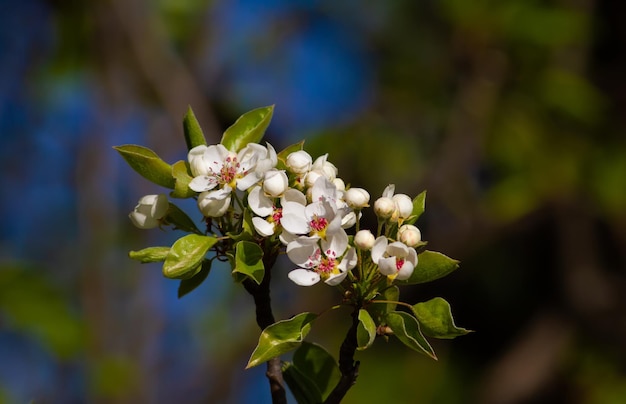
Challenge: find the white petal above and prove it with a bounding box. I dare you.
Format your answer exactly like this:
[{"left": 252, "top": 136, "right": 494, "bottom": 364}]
[
  {"left": 378, "top": 256, "right": 398, "bottom": 276},
  {"left": 396, "top": 261, "right": 415, "bottom": 280},
  {"left": 288, "top": 269, "right": 320, "bottom": 286},
  {"left": 324, "top": 270, "right": 348, "bottom": 286},
  {"left": 371, "top": 236, "right": 388, "bottom": 264},
  {"left": 248, "top": 186, "right": 273, "bottom": 217},
  {"left": 236, "top": 171, "right": 261, "bottom": 191},
  {"left": 286, "top": 238, "right": 319, "bottom": 267},
  {"left": 321, "top": 229, "right": 348, "bottom": 257},
  {"left": 386, "top": 241, "right": 410, "bottom": 259},
  {"left": 189, "top": 176, "right": 217, "bottom": 192},
  {"left": 282, "top": 188, "right": 307, "bottom": 205},
  {"left": 252, "top": 217, "right": 275, "bottom": 237},
  {"left": 382, "top": 184, "right": 395, "bottom": 198},
  {"left": 281, "top": 202, "right": 309, "bottom": 234}
]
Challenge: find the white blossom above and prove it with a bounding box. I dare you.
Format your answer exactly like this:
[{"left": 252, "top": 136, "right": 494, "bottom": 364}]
[
  {"left": 129, "top": 194, "right": 168, "bottom": 229},
  {"left": 371, "top": 236, "right": 417, "bottom": 281}
]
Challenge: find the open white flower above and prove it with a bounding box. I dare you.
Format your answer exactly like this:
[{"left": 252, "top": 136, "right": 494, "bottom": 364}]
[
  {"left": 249, "top": 187, "right": 306, "bottom": 237},
  {"left": 129, "top": 194, "right": 168, "bottom": 229},
  {"left": 281, "top": 196, "right": 343, "bottom": 239},
  {"left": 287, "top": 231, "right": 357, "bottom": 286},
  {"left": 371, "top": 236, "right": 418, "bottom": 281},
  {"left": 188, "top": 143, "right": 263, "bottom": 193}
]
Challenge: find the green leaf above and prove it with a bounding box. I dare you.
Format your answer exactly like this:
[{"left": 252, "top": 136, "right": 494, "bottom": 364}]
[
  {"left": 357, "top": 309, "right": 376, "bottom": 350},
  {"left": 246, "top": 312, "right": 317, "bottom": 369},
  {"left": 113, "top": 145, "right": 175, "bottom": 188},
  {"left": 397, "top": 250, "right": 459, "bottom": 285},
  {"left": 227, "top": 208, "right": 255, "bottom": 242},
  {"left": 220, "top": 105, "right": 274, "bottom": 152},
  {"left": 412, "top": 297, "right": 471, "bottom": 339},
  {"left": 177, "top": 260, "right": 211, "bottom": 299},
  {"left": 164, "top": 202, "right": 201, "bottom": 234},
  {"left": 183, "top": 106, "right": 207, "bottom": 150},
  {"left": 367, "top": 286, "right": 399, "bottom": 324},
  {"left": 405, "top": 190, "right": 426, "bottom": 225},
  {"left": 276, "top": 140, "right": 305, "bottom": 170},
  {"left": 232, "top": 240, "right": 265, "bottom": 285},
  {"left": 128, "top": 246, "right": 170, "bottom": 263},
  {"left": 162, "top": 234, "right": 218, "bottom": 279},
  {"left": 283, "top": 342, "right": 340, "bottom": 403},
  {"left": 385, "top": 311, "right": 436, "bottom": 359},
  {"left": 170, "top": 160, "right": 196, "bottom": 199}
]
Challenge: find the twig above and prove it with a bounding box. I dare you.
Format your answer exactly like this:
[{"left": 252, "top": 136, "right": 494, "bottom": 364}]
[{"left": 324, "top": 309, "right": 360, "bottom": 404}]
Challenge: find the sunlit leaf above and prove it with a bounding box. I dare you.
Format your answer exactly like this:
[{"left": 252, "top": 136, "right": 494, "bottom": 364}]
[
  {"left": 357, "top": 309, "right": 376, "bottom": 350},
  {"left": 283, "top": 342, "right": 340, "bottom": 403},
  {"left": 232, "top": 240, "right": 265, "bottom": 284},
  {"left": 128, "top": 246, "right": 170, "bottom": 263},
  {"left": 221, "top": 105, "right": 274, "bottom": 152},
  {"left": 113, "top": 145, "right": 175, "bottom": 188},
  {"left": 412, "top": 297, "right": 471, "bottom": 339},
  {"left": 170, "top": 160, "right": 196, "bottom": 199},
  {"left": 246, "top": 312, "right": 318, "bottom": 368},
  {"left": 162, "top": 234, "right": 217, "bottom": 279},
  {"left": 385, "top": 311, "right": 436, "bottom": 359},
  {"left": 183, "top": 106, "right": 207, "bottom": 150},
  {"left": 178, "top": 260, "right": 211, "bottom": 299},
  {"left": 397, "top": 250, "right": 459, "bottom": 285}
]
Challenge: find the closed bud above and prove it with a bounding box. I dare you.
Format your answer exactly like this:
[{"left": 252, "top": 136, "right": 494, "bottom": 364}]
[
  {"left": 345, "top": 187, "right": 370, "bottom": 208},
  {"left": 391, "top": 194, "right": 413, "bottom": 222},
  {"left": 286, "top": 150, "right": 312, "bottom": 174},
  {"left": 374, "top": 197, "right": 395, "bottom": 219},
  {"left": 198, "top": 191, "right": 231, "bottom": 217},
  {"left": 129, "top": 194, "right": 169, "bottom": 229},
  {"left": 398, "top": 224, "right": 422, "bottom": 247},
  {"left": 354, "top": 230, "right": 375, "bottom": 250},
  {"left": 262, "top": 169, "right": 288, "bottom": 197}
]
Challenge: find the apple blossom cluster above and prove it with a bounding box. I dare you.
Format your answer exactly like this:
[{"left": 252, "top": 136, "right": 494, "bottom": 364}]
[{"left": 128, "top": 141, "right": 424, "bottom": 288}]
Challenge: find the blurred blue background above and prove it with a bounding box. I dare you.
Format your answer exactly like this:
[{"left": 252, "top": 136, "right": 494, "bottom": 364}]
[{"left": 2, "top": 0, "right": 626, "bottom": 403}]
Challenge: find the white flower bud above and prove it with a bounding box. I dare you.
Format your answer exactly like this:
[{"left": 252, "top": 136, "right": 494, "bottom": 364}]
[
  {"left": 391, "top": 194, "right": 413, "bottom": 222},
  {"left": 129, "top": 194, "right": 169, "bottom": 229},
  {"left": 286, "top": 150, "right": 312, "bottom": 174},
  {"left": 398, "top": 224, "right": 422, "bottom": 247},
  {"left": 333, "top": 178, "right": 346, "bottom": 192},
  {"left": 354, "top": 230, "right": 375, "bottom": 250},
  {"left": 187, "top": 145, "right": 209, "bottom": 177},
  {"left": 197, "top": 191, "right": 231, "bottom": 217},
  {"left": 262, "top": 169, "right": 288, "bottom": 197},
  {"left": 304, "top": 170, "right": 323, "bottom": 188},
  {"left": 312, "top": 154, "right": 338, "bottom": 180},
  {"left": 344, "top": 188, "right": 370, "bottom": 208},
  {"left": 374, "top": 197, "right": 395, "bottom": 219}
]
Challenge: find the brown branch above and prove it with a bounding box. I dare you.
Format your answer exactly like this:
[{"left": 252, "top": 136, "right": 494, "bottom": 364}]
[
  {"left": 324, "top": 309, "right": 360, "bottom": 404},
  {"left": 243, "top": 249, "right": 287, "bottom": 404}
]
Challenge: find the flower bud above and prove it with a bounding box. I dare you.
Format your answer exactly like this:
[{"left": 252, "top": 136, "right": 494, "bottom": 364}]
[
  {"left": 286, "top": 150, "right": 312, "bottom": 174},
  {"left": 262, "top": 169, "right": 289, "bottom": 197},
  {"left": 391, "top": 193, "right": 413, "bottom": 222},
  {"left": 312, "top": 154, "right": 338, "bottom": 180},
  {"left": 187, "top": 145, "right": 208, "bottom": 177},
  {"left": 344, "top": 187, "right": 370, "bottom": 208},
  {"left": 354, "top": 230, "right": 375, "bottom": 250},
  {"left": 398, "top": 224, "right": 422, "bottom": 247},
  {"left": 333, "top": 178, "right": 346, "bottom": 192},
  {"left": 197, "top": 191, "right": 231, "bottom": 217},
  {"left": 374, "top": 197, "right": 395, "bottom": 219},
  {"left": 129, "top": 194, "right": 169, "bottom": 229},
  {"left": 304, "top": 170, "right": 323, "bottom": 188}
]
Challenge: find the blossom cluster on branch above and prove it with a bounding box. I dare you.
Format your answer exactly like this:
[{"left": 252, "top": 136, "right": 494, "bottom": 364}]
[{"left": 116, "top": 105, "right": 469, "bottom": 403}]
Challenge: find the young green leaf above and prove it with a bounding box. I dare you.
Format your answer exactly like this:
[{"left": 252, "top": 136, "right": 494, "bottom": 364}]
[
  {"left": 162, "top": 234, "right": 217, "bottom": 279},
  {"left": 113, "top": 145, "right": 175, "bottom": 188},
  {"left": 405, "top": 190, "right": 427, "bottom": 225},
  {"left": 177, "top": 260, "right": 211, "bottom": 299},
  {"left": 356, "top": 309, "right": 376, "bottom": 350},
  {"left": 183, "top": 106, "right": 207, "bottom": 150},
  {"left": 246, "top": 312, "right": 318, "bottom": 369},
  {"left": 220, "top": 105, "right": 274, "bottom": 152},
  {"left": 232, "top": 241, "right": 265, "bottom": 285},
  {"left": 385, "top": 311, "right": 436, "bottom": 359},
  {"left": 366, "top": 285, "right": 399, "bottom": 324},
  {"left": 170, "top": 160, "right": 196, "bottom": 199},
  {"left": 164, "top": 202, "right": 202, "bottom": 234},
  {"left": 396, "top": 250, "right": 460, "bottom": 285},
  {"left": 412, "top": 297, "right": 471, "bottom": 339},
  {"left": 283, "top": 342, "right": 340, "bottom": 403},
  {"left": 129, "top": 246, "right": 170, "bottom": 263}
]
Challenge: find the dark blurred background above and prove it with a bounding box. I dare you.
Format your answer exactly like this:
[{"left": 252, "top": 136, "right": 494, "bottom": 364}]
[{"left": 1, "top": 0, "right": 626, "bottom": 403}]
